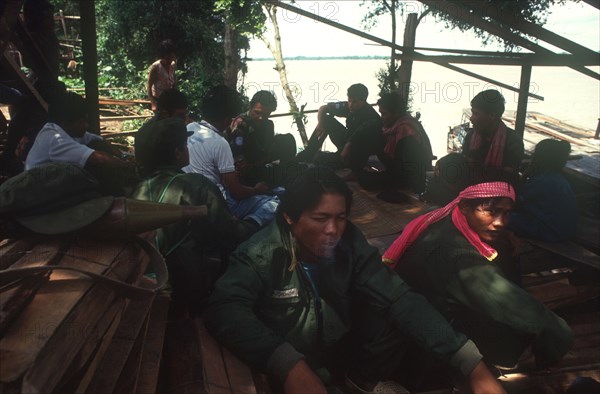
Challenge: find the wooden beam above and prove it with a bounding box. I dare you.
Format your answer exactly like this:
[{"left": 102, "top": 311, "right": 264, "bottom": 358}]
[
  {"left": 2, "top": 50, "right": 48, "bottom": 111},
  {"left": 464, "top": 0, "right": 599, "bottom": 60},
  {"left": 100, "top": 114, "right": 152, "bottom": 122},
  {"left": 398, "top": 13, "right": 418, "bottom": 102},
  {"left": 270, "top": 0, "right": 544, "bottom": 100},
  {"left": 578, "top": 0, "right": 599, "bottom": 10},
  {"left": 418, "top": 0, "right": 600, "bottom": 81},
  {"left": 441, "top": 62, "right": 543, "bottom": 101},
  {"left": 12, "top": 17, "right": 56, "bottom": 83},
  {"left": 79, "top": 0, "right": 100, "bottom": 134},
  {"left": 396, "top": 52, "right": 600, "bottom": 67},
  {"left": 515, "top": 65, "right": 532, "bottom": 138},
  {"left": 0, "top": 0, "right": 24, "bottom": 56}
]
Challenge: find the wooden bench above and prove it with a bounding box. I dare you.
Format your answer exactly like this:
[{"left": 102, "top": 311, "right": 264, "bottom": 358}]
[{"left": 525, "top": 238, "right": 600, "bottom": 271}]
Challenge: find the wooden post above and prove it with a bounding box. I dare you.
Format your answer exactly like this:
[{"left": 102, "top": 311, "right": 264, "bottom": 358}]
[
  {"left": 0, "top": 0, "right": 25, "bottom": 56},
  {"left": 58, "top": 9, "right": 68, "bottom": 38},
  {"left": 79, "top": 0, "right": 100, "bottom": 135},
  {"left": 594, "top": 119, "right": 599, "bottom": 140},
  {"left": 515, "top": 64, "right": 532, "bottom": 139},
  {"left": 397, "top": 13, "right": 418, "bottom": 103}
]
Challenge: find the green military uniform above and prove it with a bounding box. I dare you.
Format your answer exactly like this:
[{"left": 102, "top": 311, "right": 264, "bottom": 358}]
[
  {"left": 132, "top": 167, "right": 256, "bottom": 303},
  {"left": 395, "top": 216, "right": 574, "bottom": 367},
  {"left": 206, "top": 218, "right": 483, "bottom": 386}
]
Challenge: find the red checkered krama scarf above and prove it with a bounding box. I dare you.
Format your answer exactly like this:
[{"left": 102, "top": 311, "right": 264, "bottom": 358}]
[
  {"left": 468, "top": 121, "right": 508, "bottom": 168},
  {"left": 382, "top": 182, "right": 515, "bottom": 268},
  {"left": 382, "top": 115, "right": 422, "bottom": 159}
]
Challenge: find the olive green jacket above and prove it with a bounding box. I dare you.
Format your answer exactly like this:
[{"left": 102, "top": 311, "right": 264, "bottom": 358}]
[
  {"left": 396, "top": 216, "right": 574, "bottom": 365},
  {"left": 206, "top": 218, "right": 482, "bottom": 382},
  {"left": 132, "top": 167, "right": 256, "bottom": 256}
]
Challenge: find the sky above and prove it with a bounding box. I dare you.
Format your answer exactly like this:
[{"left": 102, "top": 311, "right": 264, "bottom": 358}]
[{"left": 247, "top": 0, "right": 600, "bottom": 59}]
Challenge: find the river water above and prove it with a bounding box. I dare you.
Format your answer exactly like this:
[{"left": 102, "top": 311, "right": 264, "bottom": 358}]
[{"left": 244, "top": 59, "right": 600, "bottom": 160}]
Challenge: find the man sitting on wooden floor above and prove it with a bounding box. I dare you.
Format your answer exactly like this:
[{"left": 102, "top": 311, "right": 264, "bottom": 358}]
[
  {"left": 461, "top": 90, "right": 524, "bottom": 185},
  {"left": 356, "top": 92, "right": 434, "bottom": 194},
  {"left": 297, "top": 83, "right": 382, "bottom": 172},
  {"left": 132, "top": 117, "right": 258, "bottom": 312},
  {"left": 206, "top": 167, "right": 504, "bottom": 394},
  {"left": 25, "top": 91, "right": 133, "bottom": 194},
  {"left": 385, "top": 182, "right": 574, "bottom": 370}
]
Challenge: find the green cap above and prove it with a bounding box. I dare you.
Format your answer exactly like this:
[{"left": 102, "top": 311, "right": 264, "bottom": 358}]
[
  {"left": 0, "top": 163, "right": 114, "bottom": 235},
  {"left": 135, "top": 117, "right": 192, "bottom": 170}
]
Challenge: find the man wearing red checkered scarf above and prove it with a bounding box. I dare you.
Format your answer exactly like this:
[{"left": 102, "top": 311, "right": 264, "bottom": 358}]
[{"left": 385, "top": 182, "right": 573, "bottom": 369}]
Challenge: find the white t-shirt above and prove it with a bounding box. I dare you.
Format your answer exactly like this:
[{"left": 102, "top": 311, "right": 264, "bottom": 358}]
[
  {"left": 25, "top": 122, "right": 102, "bottom": 170},
  {"left": 183, "top": 121, "right": 235, "bottom": 196}
]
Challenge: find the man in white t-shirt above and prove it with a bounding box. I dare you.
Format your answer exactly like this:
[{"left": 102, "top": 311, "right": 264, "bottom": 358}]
[
  {"left": 26, "top": 92, "right": 127, "bottom": 171},
  {"left": 184, "top": 86, "right": 278, "bottom": 227}
]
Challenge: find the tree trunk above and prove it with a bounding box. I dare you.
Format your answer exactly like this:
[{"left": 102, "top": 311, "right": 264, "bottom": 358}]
[
  {"left": 260, "top": 4, "right": 308, "bottom": 147},
  {"left": 389, "top": 0, "right": 397, "bottom": 91},
  {"left": 79, "top": 0, "right": 100, "bottom": 134},
  {"left": 223, "top": 23, "right": 240, "bottom": 89},
  {"left": 397, "top": 13, "right": 418, "bottom": 104}
]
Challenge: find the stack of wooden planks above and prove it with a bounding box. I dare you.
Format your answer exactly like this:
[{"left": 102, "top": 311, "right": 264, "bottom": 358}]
[{"left": 0, "top": 233, "right": 170, "bottom": 394}]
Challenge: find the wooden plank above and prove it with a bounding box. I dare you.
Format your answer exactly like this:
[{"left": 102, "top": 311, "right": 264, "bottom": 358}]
[
  {"left": 0, "top": 238, "right": 38, "bottom": 270},
  {"left": 55, "top": 296, "right": 129, "bottom": 394},
  {"left": 528, "top": 280, "right": 600, "bottom": 311},
  {"left": 0, "top": 240, "right": 125, "bottom": 382},
  {"left": 98, "top": 98, "right": 151, "bottom": 106},
  {"left": 1, "top": 51, "right": 48, "bottom": 112},
  {"left": 220, "top": 346, "right": 258, "bottom": 394},
  {"left": 113, "top": 305, "right": 151, "bottom": 394},
  {"left": 194, "top": 319, "right": 233, "bottom": 394},
  {"left": 85, "top": 294, "right": 155, "bottom": 394},
  {"left": 0, "top": 276, "right": 90, "bottom": 384},
  {"left": 135, "top": 293, "right": 170, "bottom": 394},
  {"left": 396, "top": 52, "right": 600, "bottom": 66},
  {"left": 499, "top": 368, "right": 600, "bottom": 393},
  {"left": 0, "top": 272, "right": 49, "bottom": 338},
  {"left": 161, "top": 318, "right": 205, "bottom": 394},
  {"left": 526, "top": 239, "right": 600, "bottom": 271},
  {"left": 100, "top": 114, "right": 152, "bottom": 122},
  {"left": 5, "top": 239, "right": 68, "bottom": 270},
  {"left": 20, "top": 240, "right": 148, "bottom": 393}
]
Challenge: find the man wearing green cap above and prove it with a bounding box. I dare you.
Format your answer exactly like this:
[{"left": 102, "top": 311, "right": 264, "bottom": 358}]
[{"left": 132, "top": 117, "right": 258, "bottom": 309}]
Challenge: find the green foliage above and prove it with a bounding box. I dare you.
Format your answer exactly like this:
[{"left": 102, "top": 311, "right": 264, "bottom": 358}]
[
  {"left": 90, "top": 0, "right": 227, "bottom": 111},
  {"left": 375, "top": 62, "right": 399, "bottom": 95},
  {"left": 123, "top": 118, "right": 147, "bottom": 132},
  {"left": 214, "top": 0, "right": 266, "bottom": 37},
  {"left": 360, "top": 0, "right": 405, "bottom": 30},
  {"left": 423, "top": 0, "right": 572, "bottom": 50},
  {"left": 360, "top": 0, "right": 573, "bottom": 50}
]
